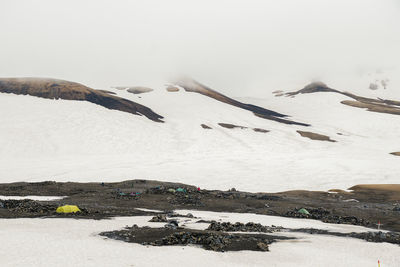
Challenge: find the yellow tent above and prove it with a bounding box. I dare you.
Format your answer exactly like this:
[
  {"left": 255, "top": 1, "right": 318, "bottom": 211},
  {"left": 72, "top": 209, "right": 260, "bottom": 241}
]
[{"left": 56, "top": 205, "right": 81, "bottom": 213}]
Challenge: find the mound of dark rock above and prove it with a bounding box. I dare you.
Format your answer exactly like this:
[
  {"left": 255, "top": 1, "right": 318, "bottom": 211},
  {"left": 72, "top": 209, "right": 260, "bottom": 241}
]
[
  {"left": 207, "top": 221, "right": 283, "bottom": 233},
  {"left": 0, "top": 199, "right": 56, "bottom": 214},
  {"left": 100, "top": 226, "right": 291, "bottom": 252},
  {"left": 148, "top": 231, "right": 271, "bottom": 252},
  {"left": 149, "top": 214, "right": 168, "bottom": 222},
  {"left": 285, "top": 207, "right": 371, "bottom": 226}
]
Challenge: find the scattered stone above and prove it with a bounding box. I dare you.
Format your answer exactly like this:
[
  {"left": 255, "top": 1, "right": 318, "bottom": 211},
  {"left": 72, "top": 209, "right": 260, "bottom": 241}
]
[
  {"left": 166, "top": 211, "right": 191, "bottom": 218},
  {"left": 207, "top": 221, "right": 283, "bottom": 233},
  {"left": 164, "top": 220, "right": 179, "bottom": 229},
  {"left": 257, "top": 242, "right": 269, "bottom": 251},
  {"left": 149, "top": 214, "right": 167, "bottom": 222}
]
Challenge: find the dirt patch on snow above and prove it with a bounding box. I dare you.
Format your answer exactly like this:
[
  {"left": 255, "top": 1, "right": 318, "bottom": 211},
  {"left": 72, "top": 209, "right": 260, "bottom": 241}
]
[
  {"left": 341, "top": 100, "right": 400, "bottom": 115},
  {"left": 253, "top": 128, "right": 269, "bottom": 133},
  {"left": 218, "top": 123, "right": 247, "bottom": 129},
  {"left": 166, "top": 86, "right": 180, "bottom": 92},
  {"left": 201, "top": 124, "right": 212, "bottom": 129},
  {"left": 297, "top": 131, "right": 336, "bottom": 142},
  {"left": 218, "top": 123, "right": 269, "bottom": 133}
]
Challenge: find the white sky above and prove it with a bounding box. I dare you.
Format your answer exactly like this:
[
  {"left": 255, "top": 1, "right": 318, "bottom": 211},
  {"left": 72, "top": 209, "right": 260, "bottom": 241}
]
[{"left": 0, "top": 0, "right": 399, "bottom": 96}]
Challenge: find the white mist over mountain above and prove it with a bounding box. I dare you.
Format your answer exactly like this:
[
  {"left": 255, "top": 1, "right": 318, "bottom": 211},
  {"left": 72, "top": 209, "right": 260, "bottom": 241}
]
[{"left": 0, "top": 0, "right": 399, "bottom": 96}]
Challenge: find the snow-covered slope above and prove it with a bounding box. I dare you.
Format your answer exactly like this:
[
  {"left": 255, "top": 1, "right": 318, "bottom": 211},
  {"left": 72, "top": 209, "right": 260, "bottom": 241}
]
[
  {"left": 2, "top": 212, "right": 400, "bottom": 267},
  {"left": 0, "top": 81, "right": 399, "bottom": 192}
]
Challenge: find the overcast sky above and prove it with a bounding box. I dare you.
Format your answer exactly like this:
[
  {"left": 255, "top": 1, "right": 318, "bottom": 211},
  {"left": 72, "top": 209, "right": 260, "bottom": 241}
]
[{"left": 1, "top": 0, "right": 399, "bottom": 96}]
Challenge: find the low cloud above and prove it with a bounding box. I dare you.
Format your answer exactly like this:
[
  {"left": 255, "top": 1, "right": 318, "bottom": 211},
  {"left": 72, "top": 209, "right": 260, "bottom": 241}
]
[{"left": 0, "top": 0, "right": 399, "bottom": 96}]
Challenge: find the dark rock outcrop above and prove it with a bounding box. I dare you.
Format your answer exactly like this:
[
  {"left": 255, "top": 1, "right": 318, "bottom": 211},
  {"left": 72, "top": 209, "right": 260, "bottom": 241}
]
[
  {"left": 201, "top": 124, "right": 212, "bottom": 129},
  {"left": 297, "top": 130, "right": 336, "bottom": 142},
  {"left": 176, "top": 78, "right": 310, "bottom": 126}
]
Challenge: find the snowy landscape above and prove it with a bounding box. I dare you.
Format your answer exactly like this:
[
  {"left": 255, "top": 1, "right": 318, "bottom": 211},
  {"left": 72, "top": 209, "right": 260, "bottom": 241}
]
[{"left": 1, "top": 0, "right": 400, "bottom": 266}]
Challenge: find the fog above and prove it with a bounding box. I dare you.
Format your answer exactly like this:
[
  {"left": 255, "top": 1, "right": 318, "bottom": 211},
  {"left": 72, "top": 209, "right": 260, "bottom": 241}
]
[{"left": 1, "top": 0, "right": 399, "bottom": 96}]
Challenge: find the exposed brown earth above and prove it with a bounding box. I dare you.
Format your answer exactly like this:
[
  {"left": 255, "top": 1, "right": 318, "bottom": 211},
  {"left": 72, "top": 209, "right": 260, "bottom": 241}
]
[
  {"left": 348, "top": 184, "right": 400, "bottom": 202},
  {"left": 390, "top": 152, "right": 400, "bottom": 156},
  {"left": 0, "top": 180, "right": 399, "bottom": 232},
  {"left": 166, "top": 86, "right": 180, "bottom": 92},
  {"left": 0, "top": 78, "right": 164, "bottom": 122},
  {"left": 287, "top": 82, "right": 400, "bottom": 116},
  {"left": 175, "top": 78, "right": 310, "bottom": 126},
  {"left": 297, "top": 131, "right": 336, "bottom": 142},
  {"left": 341, "top": 100, "right": 400, "bottom": 115}
]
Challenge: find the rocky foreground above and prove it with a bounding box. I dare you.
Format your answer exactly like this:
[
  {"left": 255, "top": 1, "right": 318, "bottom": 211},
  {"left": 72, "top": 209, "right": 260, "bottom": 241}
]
[
  {"left": 0, "top": 180, "right": 399, "bottom": 230},
  {"left": 1, "top": 180, "right": 399, "bottom": 251}
]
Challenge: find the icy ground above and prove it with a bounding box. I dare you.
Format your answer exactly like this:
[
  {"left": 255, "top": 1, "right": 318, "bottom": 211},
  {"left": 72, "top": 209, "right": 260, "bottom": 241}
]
[
  {"left": 0, "top": 196, "right": 64, "bottom": 201},
  {"left": 0, "top": 210, "right": 398, "bottom": 267},
  {"left": 0, "top": 83, "right": 399, "bottom": 192}
]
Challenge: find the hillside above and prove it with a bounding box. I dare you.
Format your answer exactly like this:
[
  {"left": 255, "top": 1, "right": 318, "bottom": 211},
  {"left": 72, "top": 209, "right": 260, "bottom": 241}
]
[
  {"left": 0, "top": 78, "right": 399, "bottom": 192},
  {"left": 0, "top": 78, "right": 164, "bottom": 122}
]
